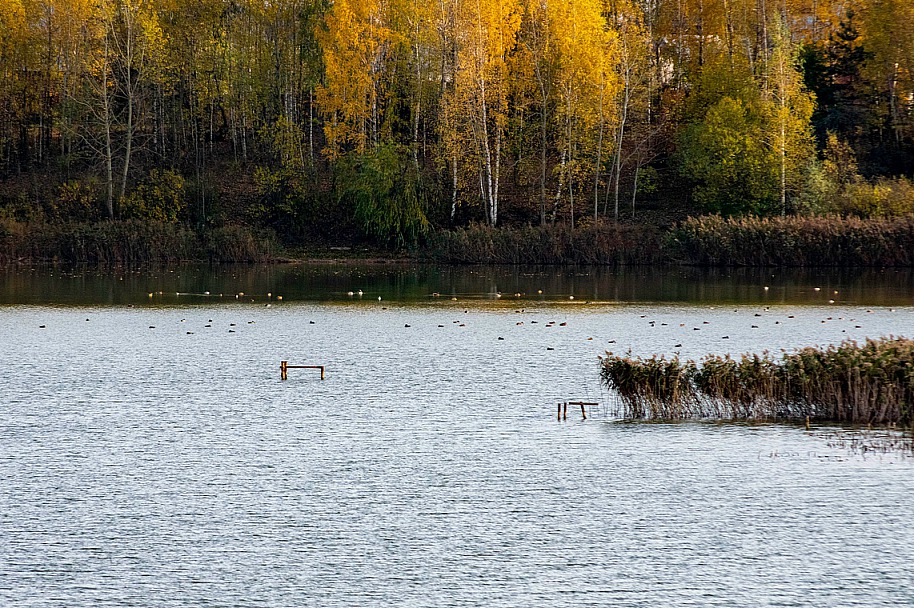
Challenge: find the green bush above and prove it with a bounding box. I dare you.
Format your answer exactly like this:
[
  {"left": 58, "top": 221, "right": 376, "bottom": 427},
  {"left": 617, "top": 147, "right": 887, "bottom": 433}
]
[
  {"left": 120, "top": 170, "right": 186, "bottom": 222},
  {"left": 335, "top": 144, "right": 430, "bottom": 248}
]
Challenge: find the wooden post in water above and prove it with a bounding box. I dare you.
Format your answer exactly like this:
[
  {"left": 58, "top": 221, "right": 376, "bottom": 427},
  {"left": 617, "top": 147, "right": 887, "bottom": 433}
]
[
  {"left": 280, "top": 362, "right": 325, "bottom": 380},
  {"left": 581, "top": 402, "right": 587, "bottom": 420},
  {"left": 557, "top": 403, "right": 562, "bottom": 421},
  {"left": 563, "top": 402, "right": 567, "bottom": 421},
  {"left": 805, "top": 415, "right": 810, "bottom": 430}
]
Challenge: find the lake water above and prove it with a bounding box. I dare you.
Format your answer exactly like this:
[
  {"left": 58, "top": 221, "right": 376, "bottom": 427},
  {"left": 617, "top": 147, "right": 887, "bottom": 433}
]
[{"left": 2, "top": 264, "right": 913, "bottom": 606}]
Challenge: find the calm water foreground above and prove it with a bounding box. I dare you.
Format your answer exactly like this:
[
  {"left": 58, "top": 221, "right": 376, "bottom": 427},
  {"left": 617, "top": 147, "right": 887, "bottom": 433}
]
[{"left": 2, "top": 264, "right": 913, "bottom": 606}]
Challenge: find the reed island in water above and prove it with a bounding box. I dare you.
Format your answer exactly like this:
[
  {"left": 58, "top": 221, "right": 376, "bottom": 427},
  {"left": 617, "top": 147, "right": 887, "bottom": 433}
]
[{"left": 602, "top": 336, "right": 914, "bottom": 426}]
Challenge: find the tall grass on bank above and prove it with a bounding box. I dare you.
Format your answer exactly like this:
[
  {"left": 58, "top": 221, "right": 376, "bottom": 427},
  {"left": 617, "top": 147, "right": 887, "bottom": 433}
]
[
  {"left": 0, "top": 219, "right": 279, "bottom": 266},
  {"left": 425, "top": 223, "right": 665, "bottom": 265},
  {"left": 668, "top": 214, "right": 914, "bottom": 266},
  {"left": 601, "top": 337, "right": 914, "bottom": 425}
]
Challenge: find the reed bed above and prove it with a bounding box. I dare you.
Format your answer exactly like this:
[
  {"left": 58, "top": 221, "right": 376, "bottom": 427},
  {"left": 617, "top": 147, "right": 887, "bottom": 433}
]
[
  {"left": 601, "top": 337, "right": 914, "bottom": 425},
  {"left": 204, "top": 225, "right": 279, "bottom": 263},
  {"left": 0, "top": 219, "right": 280, "bottom": 266},
  {"left": 668, "top": 214, "right": 914, "bottom": 266},
  {"left": 427, "top": 215, "right": 914, "bottom": 266},
  {"left": 425, "top": 223, "right": 665, "bottom": 265}
]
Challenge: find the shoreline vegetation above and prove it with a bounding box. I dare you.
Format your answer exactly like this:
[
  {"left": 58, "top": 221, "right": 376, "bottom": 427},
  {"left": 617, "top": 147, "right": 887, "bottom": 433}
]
[
  {"left": 4, "top": 214, "right": 914, "bottom": 267},
  {"left": 600, "top": 337, "right": 914, "bottom": 426},
  {"left": 3, "top": 0, "right": 914, "bottom": 265},
  {"left": 0, "top": 219, "right": 279, "bottom": 266}
]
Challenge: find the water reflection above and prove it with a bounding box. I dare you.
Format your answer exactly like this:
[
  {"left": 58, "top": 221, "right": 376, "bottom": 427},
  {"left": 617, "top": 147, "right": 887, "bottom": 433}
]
[{"left": 2, "top": 263, "right": 913, "bottom": 306}]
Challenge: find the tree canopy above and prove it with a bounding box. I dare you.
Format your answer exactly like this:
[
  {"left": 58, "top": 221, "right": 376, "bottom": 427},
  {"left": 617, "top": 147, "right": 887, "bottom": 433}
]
[{"left": 1, "top": 0, "right": 913, "bottom": 245}]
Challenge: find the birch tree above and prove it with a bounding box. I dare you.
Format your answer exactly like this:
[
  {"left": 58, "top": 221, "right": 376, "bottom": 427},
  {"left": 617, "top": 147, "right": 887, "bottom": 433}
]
[
  {"left": 548, "top": 0, "right": 618, "bottom": 226},
  {"left": 441, "top": 0, "right": 522, "bottom": 227},
  {"left": 766, "top": 17, "right": 815, "bottom": 215}
]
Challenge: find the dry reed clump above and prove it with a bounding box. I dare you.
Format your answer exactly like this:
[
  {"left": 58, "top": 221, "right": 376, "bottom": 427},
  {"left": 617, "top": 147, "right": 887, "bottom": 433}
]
[
  {"left": 667, "top": 214, "right": 914, "bottom": 266},
  {"left": 601, "top": 337, "right": 914, "bottom": 425},
  {"left": 599, "top": 352, "right": 697, "bottom": 419},
  {"left": 425, "top": 223, "right": 665, "bottom": 265}
]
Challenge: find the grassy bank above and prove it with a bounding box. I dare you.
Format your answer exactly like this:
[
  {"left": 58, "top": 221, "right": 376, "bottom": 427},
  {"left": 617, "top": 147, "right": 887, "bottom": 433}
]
[
  {"left": 0, "top": 220, "right": 280, "bottom": 266},
  {"left": 600, "top": 337, "right": 914, "bottom": 425}
]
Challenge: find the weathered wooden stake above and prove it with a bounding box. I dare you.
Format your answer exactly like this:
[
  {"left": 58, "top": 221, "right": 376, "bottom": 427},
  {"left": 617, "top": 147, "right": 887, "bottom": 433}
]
[
  {"left": 581, "top": 402, "right": 587, "bottom": 420},
  {"left": 281, "top": 360, "right": 288, "bottom": 381},
  {"left": 557, "top": 403, "right": 562, "bottom": 421},
  {"left": 805, "top": 415, "right": 810, "bottom": 430},
  {"left": 563, "top": 402, "right": 567, "bottom": 420}
]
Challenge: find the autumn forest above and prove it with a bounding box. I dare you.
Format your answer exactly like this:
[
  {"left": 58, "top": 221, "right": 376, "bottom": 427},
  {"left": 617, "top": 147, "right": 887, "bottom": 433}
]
[{"left": 1, "top": 0, "right": 913, "bottom": 249}]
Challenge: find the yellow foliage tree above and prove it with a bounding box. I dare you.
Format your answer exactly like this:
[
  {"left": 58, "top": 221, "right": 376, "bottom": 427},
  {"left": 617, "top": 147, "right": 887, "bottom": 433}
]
[
  {"left": 548, "top": 0, "right": 619, "bottom": 226},
  {"left": 766, "top": 17, "right": 816, "bottom": 215},
  {"left": 440, "top": 0, "right": 522, "bottom": 226},
  {"left": 318, "top": 0, "right": 393, "bottom": 159}
]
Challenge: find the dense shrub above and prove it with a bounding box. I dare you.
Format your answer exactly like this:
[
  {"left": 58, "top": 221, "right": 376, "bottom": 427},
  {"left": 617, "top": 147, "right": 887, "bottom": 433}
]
[{"left": 120, "top": 170, "right": 187, "bottom": 222}]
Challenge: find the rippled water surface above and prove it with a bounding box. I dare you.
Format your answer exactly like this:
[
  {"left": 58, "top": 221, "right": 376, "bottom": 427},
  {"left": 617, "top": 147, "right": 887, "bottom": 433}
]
[{"left": 2, "top": 265, "right": 913, "bottom": 606}]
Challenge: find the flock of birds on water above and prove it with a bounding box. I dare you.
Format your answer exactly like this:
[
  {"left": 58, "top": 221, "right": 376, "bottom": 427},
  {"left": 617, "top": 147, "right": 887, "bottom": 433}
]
[{"left": 32, "top": 286, "right": 896, "bottom": 355}]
